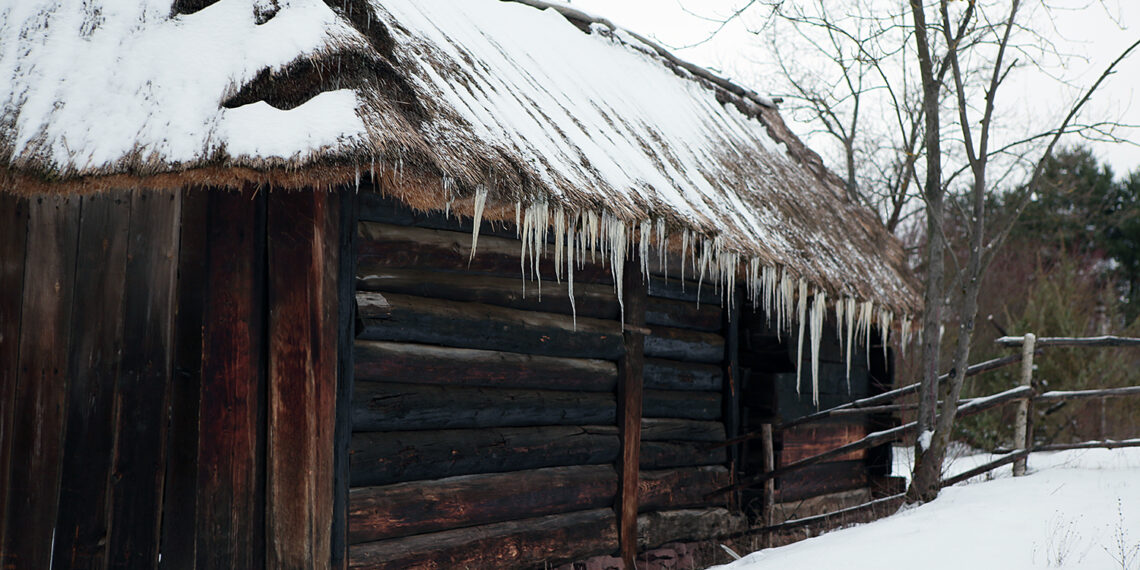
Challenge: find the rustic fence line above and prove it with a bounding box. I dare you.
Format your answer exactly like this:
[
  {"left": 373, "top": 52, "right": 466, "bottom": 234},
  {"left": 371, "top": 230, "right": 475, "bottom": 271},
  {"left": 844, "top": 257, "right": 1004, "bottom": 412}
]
[{"left": 716, "top": 333, "right": 1140, "bottom": 533}]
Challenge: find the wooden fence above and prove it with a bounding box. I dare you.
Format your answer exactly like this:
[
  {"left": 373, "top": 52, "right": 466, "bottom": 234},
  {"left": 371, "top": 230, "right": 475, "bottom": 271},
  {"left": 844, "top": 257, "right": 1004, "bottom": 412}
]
[{"left": 710, "top": 334, "right": 1140, "bottom": 534}]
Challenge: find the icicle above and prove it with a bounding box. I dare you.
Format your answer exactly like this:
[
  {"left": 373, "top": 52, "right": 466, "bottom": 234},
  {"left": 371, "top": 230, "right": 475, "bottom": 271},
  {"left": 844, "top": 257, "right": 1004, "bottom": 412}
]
[
  {"left": 469, "top": 186, "right": 488, "bottom": 264},
  {"left": 879, "top": 309, "right": 893, "bottom": 360},
  {"left": 680, "top": 230, "right": 689, "bottom": 287},
  {"left": 810, "top": 291, "right": 827, "bottom": 406},
  {"left": 567, "top": 216, "right": 577, "bottom": 329},
  {"left": 553, "top": 207, "right": 565, "bottom": 283},
  {"left": 844, "top": 297, "right": 856, "bottom": 388},
  {"left": 656, "top": 218, "right": 667, "bottom": 280},
  {"left": 858, "top": 300, "right": 874, "bottom": 366},
  {"left": 607, "top": 215, "right": 628, "bottom": 323},
  {"left": 515, "top": 202, "right": 521, "bottom": 238},
  {"left": 835, "top": 296, "right": 846, "bottom": 355},
  {"left": 639, "top": 220, "right": 651, "bottom": 282},
  {"left": 901, "top": 315, "right": 912, "bottom": 358},
  {"left": 794, "top": 278, "right": 808, "bottom": 396}
]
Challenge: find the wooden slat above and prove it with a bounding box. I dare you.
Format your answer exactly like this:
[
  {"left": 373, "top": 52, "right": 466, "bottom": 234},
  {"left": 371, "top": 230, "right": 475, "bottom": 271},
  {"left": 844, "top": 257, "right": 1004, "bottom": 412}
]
[
  {"left": 780, "top": 421, "right": 869, "bottom": 464},
  {"left": 354, "top": 341, "right": 617, "bottom": 392},
  {"left": 333, "top": 189, "right": 359, "bottom": 570},
  {"left": 52, "top": 194, "right": 131, "bottom": 569},
  {"left": 643, "top": 389, "right": 722, "bottom": 420},
  {"left": 348, "top": 465, "right": 617, "bottom": 544},
  {"left": 348, "top": 509, "right": 618, "bottom": 570},
  {"left": 643, "top": 358, "right": 722, "bottom": 392},
  {"left": 357, "top": 292, "right": 624, "bottom": 359},
  {"left": 644, "top": 325, "right": 725, "bottom": 363},
  {"left": 357, "top": 268, "right": 620, "bottom": 321},
  {"left": 160, "top": 187, "right": 210, "bottom": 570},
  {"left": 638, "top": 467, "right": 731, "bottom": 511},
  {"left": 195, "top": 188, "right": 267, "bottom": 570},
  {"left": 616, "top": 260, "right": 647, "bottom": 568},
  {"left": 2, "top": 195, "right": 80, "bottom": 570},
  {"left": 267, "top": 190, "right": 339, "bottom": 569},
  {"left": 0, "top": 194, "right": 29, "bottom": 563},
  {"left": 352, "top": 382, "right": 617, "bottom": 431},
  {"left": 350, "top": 426, "right": 620, "bottom": 487}
]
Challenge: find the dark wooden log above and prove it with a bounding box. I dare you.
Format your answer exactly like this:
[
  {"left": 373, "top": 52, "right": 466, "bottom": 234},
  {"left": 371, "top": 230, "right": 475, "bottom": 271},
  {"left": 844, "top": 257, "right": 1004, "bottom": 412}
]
[
  {"left": 617, "top": 259, "right": 647, "bottom": 568},
  {"left": 644, "top": 325, "right": 725, "bottom": 363},
  {"left": 195, "top": 189, "right": 267, "bottom": 570},
  {"left": 640, "top": 419, "right": 726, "bottom": 442},
  {"left": 759, "top": 492, "right": 905, "bottom": 533},
  {"left": 638, "top": 467, "right": 731, "bottom": 511},
  {"left": 52, "top": 193, "right": 130, "bottom": 569},
  {"left": 636, "top": 508, "right": 747, "bottom": 550},
  {"left": 348, "top": 508, "right": 618, "bottom": 570},
  {"left": 355, "top": 340, "right": 616, "bottom": 391},
  {"left": 2, "top": 195, "right": 80, "bottom": 570},
  {"left": 353, "top": 382, "right": 616, "bottom": 431},
  {"left": 780, "top": 421, "right": 869, "bottom": 464},
  {"left": 357, "top": 221, "right": 614, "bottom": 284},
  {"left": 643, "top": 358, "right": 722, "bottom": 392},
  {"left": 643, "top": 389, "right": 722, "bottom": 421},
  {"left": 357, "top": 292, "right": 624, "bottom": 360},
  {"left": 996, "top": 335, "right": 1140, "bottom": 347},
  {"left": 350, "top": 426, "right": 621, "bottom": 487},
  {"left": 160, "top": 187, "right": 210, "bottom": 570},
  {"left": 356, "top": 190, "right": 517, "bottom": 240},
  {"left": 640, "top": 441, "right": 726, "bottom": 470},
  {"left": 646, "top": 276, "right": 722, "bottom": 305},
  {"left": 0, "top": 194, "right": 27, "bottom": 563},
  {"left": 266, "top": 191, "right": 339, "bottom": 568},
  {"left": 773, "top": 460, "right": 870, "bottom": 503},
  {"left": 646, "top": 297, "right": 723, "bottom": 331},
  {"left": 348, "top": 465, "right": 617, "bottom": 544},
  {"left": 333, "top": 190, "right": 359, "bottom": 570},
  {"left": 358, "top": 268, "right": 620, "bottom": 321}
]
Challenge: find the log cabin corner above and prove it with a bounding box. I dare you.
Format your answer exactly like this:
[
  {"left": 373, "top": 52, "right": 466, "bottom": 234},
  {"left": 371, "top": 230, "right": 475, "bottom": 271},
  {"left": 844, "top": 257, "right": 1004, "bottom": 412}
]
[{"left": 0, "top": 0, "right": 922, "bottom": 568}]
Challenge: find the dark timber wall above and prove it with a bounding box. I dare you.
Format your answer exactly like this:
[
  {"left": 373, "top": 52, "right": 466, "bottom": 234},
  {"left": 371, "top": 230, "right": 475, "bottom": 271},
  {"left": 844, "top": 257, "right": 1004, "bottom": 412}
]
[{"left": 0, "top": 188, "right": 342, "bottom": 570}]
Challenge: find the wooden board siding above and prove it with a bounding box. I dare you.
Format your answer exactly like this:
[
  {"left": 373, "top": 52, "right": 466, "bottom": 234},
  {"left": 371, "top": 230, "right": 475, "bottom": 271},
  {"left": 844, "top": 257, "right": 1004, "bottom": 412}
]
[{"left": 0, "top": 195, "right": 28, "bottom": 563}]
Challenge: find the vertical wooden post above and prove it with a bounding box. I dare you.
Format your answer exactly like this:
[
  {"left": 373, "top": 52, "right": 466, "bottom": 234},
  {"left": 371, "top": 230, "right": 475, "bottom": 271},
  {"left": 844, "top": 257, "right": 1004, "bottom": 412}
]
[
  {"left": 331, "top": 190, "right": 358, "bottom": 569},
  {"left": 266, "top": 190, "right": 339, "bottom": 569},
  {"left": 1013, "top": 333, "right": 1036, "bottom": 476},
  {"left": 617, "top": 260, "right": 647, "bottom": 568},
  {"left": 0, "top": 195, "right": 29, "bottom": 566},
  {"left": 760, "top": 423, "right": 775, "bottom": 546},
  {"left": 723, "top": 288, "right": 742, "bottom": 510}
]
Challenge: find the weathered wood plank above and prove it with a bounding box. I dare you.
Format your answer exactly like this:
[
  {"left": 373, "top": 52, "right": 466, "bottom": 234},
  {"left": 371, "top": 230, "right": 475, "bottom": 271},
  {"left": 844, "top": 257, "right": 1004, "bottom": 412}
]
[
  {"left": 643, "top": 389, "right": 722, "bottom": 421},
  {"left": 640, "top": 419, "right": 726, "bottom": 442},
  {"left": 644, "top": 325, "right": 725, "bottom": 363},
  {"left": 643, "top": 358, "right": 722, "bottom": 392},
  {"left": 333, "top": 189, "right": 359, "bottom": 570},
  {"left": 638, "top": 467, "right": 731, "bottom": 511},
  {"left": 160, "top": 187, "right": 210, "bottom": 570},
  {"left": 774, "top": 460, "right": 870, "bottom": 503},
  {"left": 347, "top": 465, "right": 617, "bottom": 544},
  {"left": 354, "top": 340, "right": 617, "bottom": 391},
  {"left": 357, "top": 268, "right": 620, "bottom": 321},
  {"left": 723, "top": 287, "right": 742, "bottom": 505},
  {"left": 640, "top": 441, "right": 727, "bottom": 470},
  {"left": 350, "top": 426, "right": 620, "bottom": 487},
  {"left": 357, "top": 221, "right": 614, "bottom": 284},
  {"left": 645, "top": 276, "right": 722, "bottom": 305},
  {"left": 353, "top": 382, "right": 617, "bottom": 431},
  {"left": 195, "top": 188, "right": 267, "bottom": 570},
  {"left": 780, "top": 421, "right": 869, "bottom": 464},
  {"left": 2, "top": 195, "right": 80, "bottom": 570},
  {"left": 348, "top": 508, "right": 619, "bottom": 570},
  {"left": 0, "top": 194, "right": 27, "bottom": 562},
  {"left": 267, "top": 191, "right": 339, "bottom": 569},
  {"left": 636, "top": 508, "right": 747, "bottom": 550},
  {"left": 357, "top": 292, "right": 624, "bottom": 359},
  {"left": 646, "top": 296, "right": 723, "bottom": 331},
  {"left": 52, "top": 193, "right": 131, "bottom": 569},
  {"left": 357, "top": 190, "right": 517, "bottom": 240},
  {"left": 617, "top": 260, "right": 647, "bottom": 568}
]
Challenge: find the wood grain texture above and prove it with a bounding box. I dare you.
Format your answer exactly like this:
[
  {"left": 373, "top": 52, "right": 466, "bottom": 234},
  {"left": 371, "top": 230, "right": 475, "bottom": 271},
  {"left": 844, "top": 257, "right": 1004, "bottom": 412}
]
[
  {"left": 640, "top": 441, "right": 727, "bottom": 470},
  {"left": 267, "top": 190, "right": 339, "bottom": 569},
  {"left": 636, "top": 508, "right": 746, "bottom": 550},
  {"left": 348, "top": 465, "right": 617, "bottom": 544},
  {"left": 195, "top": 189, "right": 267, "bottom": 570},
  {"left": 643, "top": 358, "right": 722, "bottom": 392},
  {"left": 348, "top": 509, "right": 618, "bottom": 570},
  {"left": 0, "top": 194, "right": 28, "bottom": 565},
  {"left": 644, "top": 325, "right": 725, "bottom": 363},
  {"left": 780, "top": 421, "right": 869, "bottom": 464},
  {"left": 646, "top": 296, "right": 723, "bottom": 331},
  {"left": 639, "top": 419, "right": 725, "bottom": 442},
  {"left": 350, "top": 426, "right": 620, "bottom": 487},
  {"left": 617, "top": 260, "right": 647, "bottom": 568},
  {"left": 643, "top": 389, "right": 722, "bottom": 421},
  {"left": 2, "top": 195, "right": 80, "bottom": 570},
  {"left": 52, "top": 193, "right": 131, "bottom": 569},
  {"left": 354, "top": 341, "right": 617, "bottom": 392},
  {"left": 333, "top": 189, "right": 358, "bottom": 570},
  {"left": 638, "top": 467, "right": 731, "bottom": 511}
]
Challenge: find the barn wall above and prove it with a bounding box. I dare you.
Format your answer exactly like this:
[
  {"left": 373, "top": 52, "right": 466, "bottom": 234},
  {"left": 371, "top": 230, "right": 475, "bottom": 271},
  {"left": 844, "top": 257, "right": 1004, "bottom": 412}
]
[{"left": 0, "top": 188, "right": 342, "bottom": 570}]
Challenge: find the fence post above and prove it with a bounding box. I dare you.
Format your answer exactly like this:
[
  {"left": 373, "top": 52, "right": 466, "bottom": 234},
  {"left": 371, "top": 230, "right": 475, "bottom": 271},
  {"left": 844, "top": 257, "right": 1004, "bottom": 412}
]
[
  {"left": 1013, "top": 333, "right": 1036, "bottom": 476},
  {"left": 761, "top": 423, "right": 775, "bottom": 545}
]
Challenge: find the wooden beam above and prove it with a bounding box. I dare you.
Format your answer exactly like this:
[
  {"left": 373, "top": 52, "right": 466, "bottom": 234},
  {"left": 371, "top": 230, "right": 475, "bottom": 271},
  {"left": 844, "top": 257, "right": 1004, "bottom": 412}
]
[
  {"left": 637, "top": 467, "right": 731, "bottom": 511},
  {"left": 643, "top": 389, "right": 722, "bottom": 421},
  {"left": 0, "top": 194, "right": 28, "bottom": 564},
  {"left": 332, "top": 189, "right": 358, "bottom": 570},
  {"left": 996, "top": 335, "right": 1140, "bottom": 347},
  {"left": 267, "top": 190, "right": 339, "bottom": 569},
  {"left": 617, "top": 260, "right": 647, "bottom": 568}
]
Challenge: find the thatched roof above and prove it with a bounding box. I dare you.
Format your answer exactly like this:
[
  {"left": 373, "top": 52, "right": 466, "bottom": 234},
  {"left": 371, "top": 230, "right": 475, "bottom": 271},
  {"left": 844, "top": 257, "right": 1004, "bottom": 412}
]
[{"left": 0, "top": 0, "right": 920, "bottom": 316}]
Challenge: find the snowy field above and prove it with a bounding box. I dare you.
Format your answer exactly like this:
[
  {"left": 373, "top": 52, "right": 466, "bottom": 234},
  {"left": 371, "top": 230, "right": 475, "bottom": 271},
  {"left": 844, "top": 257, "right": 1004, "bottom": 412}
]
[{"left": 714, "top": 446, "right": 1140, "bottom": 570}]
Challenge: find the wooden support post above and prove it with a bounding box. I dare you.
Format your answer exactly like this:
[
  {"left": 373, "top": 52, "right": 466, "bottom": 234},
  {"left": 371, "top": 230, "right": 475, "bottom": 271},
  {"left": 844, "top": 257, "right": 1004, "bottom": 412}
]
[
  {"left": 1013, "top": 333, "right": 1036, "bottom": 476},
  {"left": 332, "top": 189, "right": 358, "bottom": 569},
  {"left": 723, "top": 288, "right": 742, "bottom": 510},
  {"left": 760, "top": 423, "right": 775, "bottom": 547},
  {"left": 617, "top": 260, "right": 647, "bottom": 568}
]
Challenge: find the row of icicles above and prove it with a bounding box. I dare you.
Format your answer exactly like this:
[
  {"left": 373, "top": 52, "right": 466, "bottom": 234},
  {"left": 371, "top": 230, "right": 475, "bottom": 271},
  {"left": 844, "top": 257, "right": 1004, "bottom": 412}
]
[{"left": 466, "top": 188, "right": 914, "bottom": 407}]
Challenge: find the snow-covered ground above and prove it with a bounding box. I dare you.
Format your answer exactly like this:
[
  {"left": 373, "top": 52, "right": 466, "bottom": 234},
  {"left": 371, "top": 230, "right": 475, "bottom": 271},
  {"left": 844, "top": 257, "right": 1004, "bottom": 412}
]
[{"left": 714, "top": 446, "right": 1140, "bottom": 570}]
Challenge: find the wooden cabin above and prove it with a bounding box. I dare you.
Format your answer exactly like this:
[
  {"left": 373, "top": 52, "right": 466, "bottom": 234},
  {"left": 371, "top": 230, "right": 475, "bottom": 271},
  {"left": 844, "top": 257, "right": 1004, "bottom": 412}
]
[{"left": 0, "top": 1, "right": 921, "bottom": 568}]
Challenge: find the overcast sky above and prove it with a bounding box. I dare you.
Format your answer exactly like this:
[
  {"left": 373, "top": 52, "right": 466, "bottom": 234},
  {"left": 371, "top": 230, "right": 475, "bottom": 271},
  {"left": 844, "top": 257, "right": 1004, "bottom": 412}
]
[{"left": 567, "top": 0, "right": 1140, "bottom": 178}]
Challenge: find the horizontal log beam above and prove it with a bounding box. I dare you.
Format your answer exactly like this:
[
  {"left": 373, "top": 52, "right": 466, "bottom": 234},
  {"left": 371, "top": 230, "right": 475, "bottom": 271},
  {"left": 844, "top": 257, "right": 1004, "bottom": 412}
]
[
  {"left": 644, "top": 359, "right": 722, "bottom": 392},
  {"left": 644, "top": 326, "right": 724, "bottom": 363},
  {"left": 348, "top": 509, "right": 618, "bottom": 569},
  {"left": 645, "top": 297, "right": 722, "bottom": 332},
  {"left": 352, "top": 382, "right": 616, "bottom": 432},
  {"left": 350, "top": 426, "right": 620, "bottom": 487},
  {"left": 640, "top": 419, "right": 725, "bottom": 442},
  {"left": 643, "top": 390, "right": 722, "bottom": 421},
  {"left": 354, "top": 341, "right": 617, "bottom": 391},
  {"left": 996, "top": 335, "right": 1140, "bottom": 347},
  {"left": 641, "top": 441, "right": 726, "bottom": 470},
  {"left": 636, "top": 508, "right": 747, "bottom": 550},
  {"left": 638, "top": 467, "right": 731, "bottom": 511},
  {"left": 357, "top": 292, "right": 624, "bottom": 360},
  {"left": 347, "top": 465, "right": 617, "bottom": 544}
]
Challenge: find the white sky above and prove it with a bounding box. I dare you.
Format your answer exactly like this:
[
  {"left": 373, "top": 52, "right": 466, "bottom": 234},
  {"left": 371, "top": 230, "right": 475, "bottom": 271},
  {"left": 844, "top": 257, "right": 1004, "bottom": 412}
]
[{"left": 567, "top": 0, "right": 1140, "bottom": 178}]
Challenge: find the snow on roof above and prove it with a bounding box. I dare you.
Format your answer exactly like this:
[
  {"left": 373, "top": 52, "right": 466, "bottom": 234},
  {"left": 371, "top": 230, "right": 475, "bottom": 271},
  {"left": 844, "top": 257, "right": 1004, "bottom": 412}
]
[{"left": 0, "top": 0, "right": 920, "bottom": 314}]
